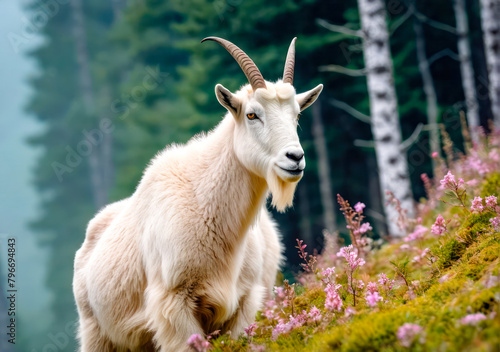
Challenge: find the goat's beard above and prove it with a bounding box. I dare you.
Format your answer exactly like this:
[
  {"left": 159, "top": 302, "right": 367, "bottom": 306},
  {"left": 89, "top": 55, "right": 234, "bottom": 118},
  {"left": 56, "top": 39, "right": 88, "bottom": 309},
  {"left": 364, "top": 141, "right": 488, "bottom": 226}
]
[{"left": 266, "top": 169, "right": 298, "bottom": 212}]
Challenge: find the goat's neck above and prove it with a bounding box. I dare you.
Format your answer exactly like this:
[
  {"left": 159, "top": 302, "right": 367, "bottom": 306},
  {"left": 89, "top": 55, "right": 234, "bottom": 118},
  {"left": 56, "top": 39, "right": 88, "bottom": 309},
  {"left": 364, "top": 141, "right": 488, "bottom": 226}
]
[{"left": 192, "top": 117, "right": 268, "bottom": 245}]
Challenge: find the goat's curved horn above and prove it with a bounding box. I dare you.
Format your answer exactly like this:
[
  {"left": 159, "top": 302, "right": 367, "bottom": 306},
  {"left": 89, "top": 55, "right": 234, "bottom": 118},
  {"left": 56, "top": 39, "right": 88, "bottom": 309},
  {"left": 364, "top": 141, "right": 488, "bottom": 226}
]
[
  {"left": 283, "top": 37, "right": 297, "bottom": 85},
  {"left": 201, "top": 37, "right": 266, "bottom": 91}
]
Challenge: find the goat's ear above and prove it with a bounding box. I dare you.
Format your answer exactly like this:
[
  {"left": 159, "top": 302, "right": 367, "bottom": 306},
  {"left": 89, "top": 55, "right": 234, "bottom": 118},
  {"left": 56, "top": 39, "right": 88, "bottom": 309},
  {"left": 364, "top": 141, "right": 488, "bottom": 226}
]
[
  {"left": 296, "top": 84, "right": 323, "bottom": 112},
  {"left": 215, "top": 84, "right": 241, "bottom": 117}
]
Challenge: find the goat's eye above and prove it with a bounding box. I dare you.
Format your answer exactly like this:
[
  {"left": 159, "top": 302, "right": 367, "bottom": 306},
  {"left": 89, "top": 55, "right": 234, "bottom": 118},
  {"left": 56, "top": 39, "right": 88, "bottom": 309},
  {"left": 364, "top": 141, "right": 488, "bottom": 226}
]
[{"left": 246, "top": 113, "right": 257, "bottom": 120}]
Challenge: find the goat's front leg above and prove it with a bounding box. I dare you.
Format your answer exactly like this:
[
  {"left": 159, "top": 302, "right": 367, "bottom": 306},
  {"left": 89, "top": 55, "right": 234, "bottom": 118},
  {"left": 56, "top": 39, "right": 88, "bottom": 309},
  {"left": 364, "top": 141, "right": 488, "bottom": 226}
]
[
  {"left": 145, "top": 285, "right": 204, "bottom": 352},
  {"left": 225, "top": 284, "right": 266, "bottom": 339}
]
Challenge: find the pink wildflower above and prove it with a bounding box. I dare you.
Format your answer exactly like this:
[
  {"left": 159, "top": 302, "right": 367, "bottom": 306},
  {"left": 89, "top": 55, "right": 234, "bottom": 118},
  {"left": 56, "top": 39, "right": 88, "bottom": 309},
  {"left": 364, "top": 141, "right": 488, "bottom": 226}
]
[
  {"left": 336, "top": 245, "right": 365, "bottom": 271},
  {"left": 288, "top": 313, "right": 306, "bottom": 329},
  {"left": 467, "top": 179, "right": 479, "bottom": 186},
  {"left": 324, "top": 283, "right": 343, "bottom": 312},
  {"left": 397, "top": 323, "right": 424, "bottom": 347},
  {"left": 404, "top": 225, "right": 428, "bottom": 242},
  {"left": 440, "top": 171, "right": 457, "bottom": 188},
  {"left": 485, "top": 195, "right": 498, "bottom": 208},
  {"left": 471, "top": 196, "right": 484, "bottom": 213},
  {"left": 249, "top": 344, "right": 265, "bottom": 352},
  {"left": 263, "top": 308, "right": 275, "bottom": 321},
  {"left": 365, "top": 291, "right": 383, "bottom": 307},
  {"left": 490, "top": 217, "right": 500, "bottom": 231},
  {"left": 308, "top": 306, "right": 322, "bottom": 322},
  {"left": 413, "top": 248, "right": 430, "bottom": 263},
  {"left": 377, "top": 273, "right": 395, "bottom": 290},
  {"left": 271, "top": 320, "right": 291, "bottom": 341},
  {"left": 431, "top": 214, "right": 447, "bottom": 235},
  {"left": 431, "top": 151, "right": 438, "bottom": 158},
  {"left": 321, "top": 267, "right": 336, "bottom": 279},
  {"left": 467, "top": 152, "right": 490, "bottom": 175},
  {"left": 274, "top": 286, "right": 286, "bottom": 300},
  {"left": 438, "top": 273, "right": 451, "bottom": 283},
  {"left": 187, "top": 334, "right": 210, "bottom": 352},
  {"left": 345, "top": 306, "right": 356, "bottom": 317},
  {"left": 354, "top": 222, "right": 372, "bottom": 235},
  {"left": 367, "top": 281, "right": 378, "bottom": 294},
  {"left": 460, "top": 313, "right": 487, "bottom": 326},
  {"left": 354, "top": 202, "right": 366, "bottom": 213},
  {"left": 244, "top": 323, "right": 258, "bottom": 338}
]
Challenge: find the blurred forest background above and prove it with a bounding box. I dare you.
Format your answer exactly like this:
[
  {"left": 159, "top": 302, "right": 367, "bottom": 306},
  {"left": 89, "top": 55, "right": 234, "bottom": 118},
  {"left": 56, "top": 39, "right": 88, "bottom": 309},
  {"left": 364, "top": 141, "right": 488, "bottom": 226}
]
[{"left": 1, "top": 0, "right": 499, "bottom": 350}]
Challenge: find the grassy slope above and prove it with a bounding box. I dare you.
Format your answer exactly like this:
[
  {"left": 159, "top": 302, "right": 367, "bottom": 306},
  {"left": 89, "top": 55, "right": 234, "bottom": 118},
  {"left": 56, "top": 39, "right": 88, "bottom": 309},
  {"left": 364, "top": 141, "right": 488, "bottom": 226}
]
[{"left": 211, "top": 174, "right": 500, "bottom": 351}]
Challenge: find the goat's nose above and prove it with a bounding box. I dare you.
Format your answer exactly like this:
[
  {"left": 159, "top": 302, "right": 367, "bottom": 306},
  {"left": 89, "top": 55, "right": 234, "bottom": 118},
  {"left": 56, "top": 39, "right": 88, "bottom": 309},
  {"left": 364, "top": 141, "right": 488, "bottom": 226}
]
[{"left": 286, "top": 150, "right": 304, "bottom": 162}]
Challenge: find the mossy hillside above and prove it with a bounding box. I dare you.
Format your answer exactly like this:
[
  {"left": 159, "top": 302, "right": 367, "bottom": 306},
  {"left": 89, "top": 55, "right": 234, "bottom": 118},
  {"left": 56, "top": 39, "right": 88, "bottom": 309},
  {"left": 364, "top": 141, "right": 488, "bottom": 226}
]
[{"left": 209, "top": 175, "right": 500, "bottom": 351}]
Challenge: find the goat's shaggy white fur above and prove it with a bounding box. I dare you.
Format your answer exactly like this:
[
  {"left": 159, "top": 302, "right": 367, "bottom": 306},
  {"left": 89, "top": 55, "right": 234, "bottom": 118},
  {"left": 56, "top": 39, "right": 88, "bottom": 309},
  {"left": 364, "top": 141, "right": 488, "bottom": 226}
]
[{"left": 73, "top": 81, "right": 321, "bottom": 351}]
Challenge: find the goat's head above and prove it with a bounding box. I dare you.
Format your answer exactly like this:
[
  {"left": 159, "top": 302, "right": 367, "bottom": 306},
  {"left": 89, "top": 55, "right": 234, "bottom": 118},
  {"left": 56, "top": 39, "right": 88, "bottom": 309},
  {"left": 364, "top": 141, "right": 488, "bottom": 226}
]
[{"left": 202, "top": 37, "right": 323, "bottom": 211}]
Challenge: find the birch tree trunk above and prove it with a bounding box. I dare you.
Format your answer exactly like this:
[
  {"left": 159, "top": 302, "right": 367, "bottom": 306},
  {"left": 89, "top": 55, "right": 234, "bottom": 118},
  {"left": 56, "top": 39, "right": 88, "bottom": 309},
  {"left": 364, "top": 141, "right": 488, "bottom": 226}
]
[
  {"left": 357, "top": 0, "right": 415, "bottom": 237},
  {"left": 413, "top": 16, "right": 441, "bottom": 167},
  {"left": 480, "top": 0, "right": 500, "bottom": 126},
  {"left": 311, "top": 100, "right": 337, "bottom": 234},
  {"left": 453, "top": 0, "right": 480, "bottom": 141},
  {"left": 70, "top": 0, "right": 107, "bottom": 209}
]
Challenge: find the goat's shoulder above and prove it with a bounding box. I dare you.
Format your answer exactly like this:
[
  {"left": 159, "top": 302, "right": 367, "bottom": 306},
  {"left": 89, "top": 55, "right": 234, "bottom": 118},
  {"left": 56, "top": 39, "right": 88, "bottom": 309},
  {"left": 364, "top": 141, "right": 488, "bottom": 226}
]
[{"left": 85, "top": 199, "right": 130, "bottom": 244}]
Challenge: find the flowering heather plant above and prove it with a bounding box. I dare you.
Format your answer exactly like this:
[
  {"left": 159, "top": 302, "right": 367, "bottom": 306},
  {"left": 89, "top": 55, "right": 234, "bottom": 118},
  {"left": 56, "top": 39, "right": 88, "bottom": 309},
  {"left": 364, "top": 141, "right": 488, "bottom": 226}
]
[
  {"left": 460, "top": 313, "right": 487, "bottom": 326},
  {"left": 244, "top": 323, "right": 258, "bottom": 340},
  {"left": 471, "top": 196, "right": 484, "bottom": 213},
  {"left": 431, "top": 214, "right": 448, "bottom": 236},
  {"left": 438, "top": 171, "right": 471, "bottom": 212},
  {"left": 337, "top": 194, "right": 372, "bottom": 252},
  {"left": 337, "top": 245, "right": 365, "bottom": 306},
  {"left": 337, "top": 245, "right": 366, "bottom": 271},
  {"left": 490, "top": 217, "right": 500, "bottom": 231},
  {"left": 365, "top": 291, "right": 383, "bottom": 307},
  {"left": 404, "top": 225, "right": 428, "bottom": 242},
  {"left": 354, "top": 202, "right": 365, "bottom": 213},
  {"left": 377, "top": 273, "right": 396, "bottom": 294},
  {"left": 295, "top": 239, "right": 317, "bottom": 273},
  {"left": 412, "top": 247, "right": 431, "bottom": 264},
  {"left": 485, "top": 195, "right": 498, "bottom": 209},
  {"left": 324, "top": 283, "right": 343, "bottom": 312},
  {"left": 308, "top": 306, "right": 323, "bottom": 323},
  {"left": 366, "top": 281, "right": 378, "bottom": 294},
  {"left": 397, "top": 323, "right": 424, "bottom": 347},
  {"left": 187, "top": 334, "right": 211, "bottom": 352}
]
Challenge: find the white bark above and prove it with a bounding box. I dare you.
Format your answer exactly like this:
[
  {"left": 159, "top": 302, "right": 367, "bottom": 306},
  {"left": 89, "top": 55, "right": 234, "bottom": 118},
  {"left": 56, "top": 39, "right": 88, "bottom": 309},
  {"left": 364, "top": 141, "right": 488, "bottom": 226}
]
[
  {"left": 311, "top": 101, "right": 337, "bottom": 233},
  {"left": 453, "top": 0, "right": 480, "bottom": 141},
  {"left": 413, "top": 16, "right": 441, "bottom": 165},
  {"left": 480, "top": 0, "right": 500, "bottom": 126},
  {"left": 357, "top": 0, "right": 415, "bottom": 237}
]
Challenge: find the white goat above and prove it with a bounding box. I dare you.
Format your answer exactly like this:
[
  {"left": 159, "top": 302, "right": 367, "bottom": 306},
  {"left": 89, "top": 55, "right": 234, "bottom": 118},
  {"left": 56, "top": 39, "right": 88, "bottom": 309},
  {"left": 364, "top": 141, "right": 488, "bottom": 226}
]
[{"left": 73, "top": 37, "right": 323, "bottom": 351}]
